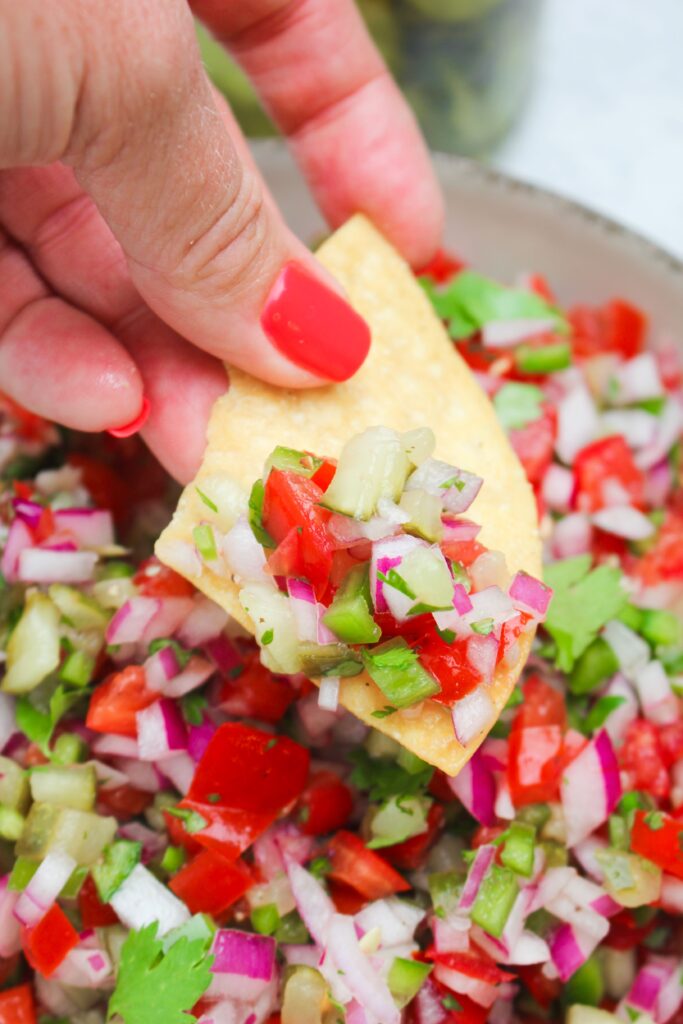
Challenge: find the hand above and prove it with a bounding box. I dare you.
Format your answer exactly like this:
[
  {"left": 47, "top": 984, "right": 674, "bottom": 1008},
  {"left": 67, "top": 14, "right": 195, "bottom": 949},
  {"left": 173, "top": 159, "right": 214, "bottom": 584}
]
[{"left": 0, "top": 0, "right": 443, "bottom": 481}]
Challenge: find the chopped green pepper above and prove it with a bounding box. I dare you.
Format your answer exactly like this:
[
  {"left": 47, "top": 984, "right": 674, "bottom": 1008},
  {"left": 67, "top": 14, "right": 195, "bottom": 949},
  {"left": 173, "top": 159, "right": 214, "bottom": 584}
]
[
  {"left": 323, "top": 564, "right": 381, "bottom": 645},
  {"left": 92, "top": 839, "right": 142, "bottom": 902},
  {"left": 501, "top": 821, "right": 536, "bottom": 877},
  {"left": 471, "top": 864, "right": 518, "bottom": 937},
  {"left": 362, "top": 638, "right": 440, "bottom": 708}
]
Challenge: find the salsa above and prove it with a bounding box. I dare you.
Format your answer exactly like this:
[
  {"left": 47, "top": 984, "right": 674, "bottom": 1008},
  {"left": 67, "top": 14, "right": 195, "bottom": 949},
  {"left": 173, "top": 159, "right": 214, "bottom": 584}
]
[{"left": 0, "top": 248, "right": 682, "bottom": 1024}]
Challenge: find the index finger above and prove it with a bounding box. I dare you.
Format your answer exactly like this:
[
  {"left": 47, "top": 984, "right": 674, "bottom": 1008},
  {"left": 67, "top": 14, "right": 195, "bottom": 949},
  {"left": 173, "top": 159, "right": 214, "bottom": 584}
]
[{"left": 193, "top": 0, "right": 444, "bottom": 268}]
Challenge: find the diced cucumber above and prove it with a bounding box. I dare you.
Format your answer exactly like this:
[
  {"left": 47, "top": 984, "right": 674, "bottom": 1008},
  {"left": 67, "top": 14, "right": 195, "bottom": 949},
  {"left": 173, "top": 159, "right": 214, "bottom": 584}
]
[
  {"left": 8, "top": 856, "right": 39, "bottom": 891},
  {"left": 59, "top": 649, "right": 95, "bottom": 687},
  {"left": 322, "top": 427, "right": 411, "bottom": 520},
  {"left": 239, "top": 583, "right": 302, "bottom": 674},
  {"left": 93, "top": 840, "right": 142, "bottom": 901},
  {"left": 2, "top": 592, "right": 61, "bottom": 694},
  {"left": 0, "top": 755, "right": 30, "bottom": 813},
  {"left": 48, "top": 584, "right": 109, "bottom": 631},
  {"left": 399, "top": 489, "right": 444, "bottom": 542},
  {"left": 362, "top": 638, "right": 440, "bottom": 708},
  {"left": 398, "top": 546, "right": 454, "bottom": 613},
  {"left": 299, "top": 642, "right": 363, "bottom": 678},
  {"left": 0, "top": 807, "right": 25, "bottom": 840},
  {"left": 322, "top": 564, "right": 381, "bottom": 644},
  {"left": 401, "top": 427, "right": 436, "bottom": 468},
  {"left": 192, "top": 474, "right": 248, "bottom": 533},
  {"left": 368, "top": 795, "right": 431, "bottom": 848},
  {"left": 16, "top": 801, "right": 116, "bottom": 865},
  {"left": 29, "top": 764, "right": 96, "bottom": 812}
]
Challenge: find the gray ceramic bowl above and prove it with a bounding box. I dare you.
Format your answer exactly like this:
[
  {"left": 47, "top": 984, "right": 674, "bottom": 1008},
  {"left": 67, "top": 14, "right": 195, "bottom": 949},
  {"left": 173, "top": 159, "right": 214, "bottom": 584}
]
[{"left": 253, "top": 141, "right": 683, "bottom": 337}]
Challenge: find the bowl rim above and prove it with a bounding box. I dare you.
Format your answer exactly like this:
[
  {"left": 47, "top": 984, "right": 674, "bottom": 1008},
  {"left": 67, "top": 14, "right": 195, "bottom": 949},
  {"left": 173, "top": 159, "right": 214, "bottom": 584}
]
[{"left": 252, "top": 139, "right": 683, "bottom": 280}]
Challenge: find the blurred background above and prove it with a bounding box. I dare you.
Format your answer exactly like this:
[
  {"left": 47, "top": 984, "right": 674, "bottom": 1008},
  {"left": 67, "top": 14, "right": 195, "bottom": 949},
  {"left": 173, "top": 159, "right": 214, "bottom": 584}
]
[{"left": 199, "top": 0, "right": 683, "bottom": 260}]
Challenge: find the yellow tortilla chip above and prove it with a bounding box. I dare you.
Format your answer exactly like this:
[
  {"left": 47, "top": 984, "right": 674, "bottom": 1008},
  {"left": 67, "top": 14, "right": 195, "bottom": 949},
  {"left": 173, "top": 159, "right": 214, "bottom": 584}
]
[{"left": 156, "top": 215, "right": 541, "bottom": 775}]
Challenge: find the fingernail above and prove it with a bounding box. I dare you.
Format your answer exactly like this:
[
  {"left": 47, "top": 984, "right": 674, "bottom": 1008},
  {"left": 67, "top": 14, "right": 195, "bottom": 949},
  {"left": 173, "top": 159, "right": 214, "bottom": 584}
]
[
  {"left": 107, "top": 396, "right": 151, "bottom": 438},
  {"left": 261, "top": 263, "right": 371, "bottom": 382}
]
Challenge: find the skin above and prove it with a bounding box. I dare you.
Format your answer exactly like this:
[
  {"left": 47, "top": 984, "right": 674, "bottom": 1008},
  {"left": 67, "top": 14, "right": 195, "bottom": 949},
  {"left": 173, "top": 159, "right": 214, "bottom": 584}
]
[{"left": 0, "top": 0, "right": 444, "bottom": 482}]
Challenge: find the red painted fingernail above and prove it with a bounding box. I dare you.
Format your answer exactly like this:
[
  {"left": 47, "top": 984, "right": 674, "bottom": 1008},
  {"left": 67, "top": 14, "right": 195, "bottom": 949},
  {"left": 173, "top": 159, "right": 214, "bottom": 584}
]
[
  {"left": 107, "top": 396, "right": 151, "bottom": 438},
  {"left": 261, "top": 263, "right": 371, "bottom": 382}
]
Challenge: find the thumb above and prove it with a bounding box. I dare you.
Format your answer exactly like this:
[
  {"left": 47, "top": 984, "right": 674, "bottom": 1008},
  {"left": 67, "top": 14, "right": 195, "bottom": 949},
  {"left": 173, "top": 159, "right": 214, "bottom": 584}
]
[{"left": 68, "top": 0, "right": 370, "bottom": 387}]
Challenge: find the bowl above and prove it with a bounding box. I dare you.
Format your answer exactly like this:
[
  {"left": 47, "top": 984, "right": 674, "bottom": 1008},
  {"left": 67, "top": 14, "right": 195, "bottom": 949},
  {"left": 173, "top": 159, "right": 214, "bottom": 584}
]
[{"left": 252, "top": 141, "right": 683, "bottom": 336}]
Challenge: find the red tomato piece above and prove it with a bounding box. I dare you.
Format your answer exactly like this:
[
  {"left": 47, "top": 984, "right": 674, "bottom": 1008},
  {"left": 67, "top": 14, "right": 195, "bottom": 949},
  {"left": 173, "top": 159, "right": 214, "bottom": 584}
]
[
  {"left": 265, "top": 528, "right": 302, "bottom": 578},
  {"left": 631, "top": 810, "right": 683, "bottom": 880},
  {"left": 383, "top": 804, "right": 444, "bottom": 870},
  {"left": 428, "top": 950, "right": 514, "bottom": 986},
  {"left": 574, "top": 435, "right": 645, "bottom": 513},
  {"left": 98, "top": 784, "right": 153, "bottom": 818},
  {"left": 513, "top": 676, "right": 567, "bottom": 731},
  {"left": 516, "top": 965, "right": 561, "bottom": 1009},
  {"left": 262, "top": 470, "right": 333, "bottom": 598},
  {"left": 497, "top": 612, "right": 533, "bottom": 666},
  {"left": 310, "top": 458, "right": 337, "bottom": 492},
  {"left": 440, "top": 538, "right": 487, "bottom": 567},
  {"left": 569, "top": 299, "right": 647, "bottom": 360},
  {"left": 327, "top": 831, "right": 410, "bottom": 899},
  {"left": 417, "top": 631, "right": 482, "bottom": 706},
  {"left": 619, "top": 719, "right": 669, "bottom": 800},
  {"left": 67, "top": 454, "right": 128, "bottom": 523},
  {"left": 524, "top": 273, "right": 556, "bottom": 304},
  {"left": 175, "top": 799, "right": 272, "bottom": 861},
  {"left": 297, "top": 770, "right": 354, "bottom": 837},
  {"left": 407, "top": 976, "right": 488, "bottom": 1024},
  {"left": 328, "top": 880, "right": 369, "bottom": 916},
  {"left": 218, "top": 653, "right": 296, "bottom": 724},
  {"left": 170, "top": 850, "right": 253, "bottom": 914},
  {"left": 604, "top": 909, "right": 657, "bottom": 950},
  {"left": 471, "top": 824, "right": 507, "bottom": 849},
  {"left": 33, "top": 507, "right": 55, "bottom": 544},
  {"left": 0, "top": 984, "right": 36, "bottom": 1024},
  {"left": 508, "top": 405, "right": 557, "bottom": 488},
  {"left": 78, "top": 875, "right": 119, "bottom": 928},
  {"left": 658, "top": 720, "right": 683, "bottom": 767},
  {"left": 86, "top": 665, "right": 157, "bottom": 737},
  {"left": 418, "top": 249, "right": 466, "bottom": 283},
  {"left": 22, "top": 904, "right": 79, "bottom": 977},
  {"left": 507, "top": 725, "right": 564, "bottom": 806},
  {"left": 133, "top": 558, "right": 196, "bottom": 597},
  {"left": 637, "top": 514, "right": 683, "bottom": 585}
]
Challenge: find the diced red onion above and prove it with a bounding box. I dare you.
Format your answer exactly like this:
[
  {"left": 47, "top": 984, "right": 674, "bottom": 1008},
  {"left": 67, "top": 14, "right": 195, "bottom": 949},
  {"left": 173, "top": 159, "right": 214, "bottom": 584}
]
[
  {"left": 203, "top": 633, "right": 242, "bottom": 675},
  {"left": 495, "top": 777, "right": 515, "bottom": 821},
  {"left": 296, "top": 694, "right": 338, "bottom": 745},
  {"left": 12, "top": 499, "right": 44, "bottom": 528},
  {"left": 254, "top": 823, "right": 314, "bottom": 882},
  {"left": 633, "top": 660, "right": 677, "bottom": 725},
  {"left": 541, "top": 464, "right": 575, "bottom": 513},
  {"left": 188, "top": 719, "right": 217, "bottom": 763},
  {"left": 92, "top": 734, "right": 139, "bottom": 759},
  {"left": 176, "top": 596, "right": 229, "bottom": 647},
  {"left": 0, "top": 876, "right": 22, "bottom": 957},
  {"left": 572, "top": 837, "right": 609, "bottom": 884},
  {"left": 442, "top": 517, "right": 481, "bottom": 543},
  {"left": 645, "top": 459, "right": 673, "bottom": 507},
  {"left": 509, "top": 572, "right": 552, "bottom": 619},
  {"left": 555, "top": 386, "right": 599, "bottom": 464},
  {"left": 144, "top": 645, "right": 181, "bottom": 691},
  {"left": 602, "top": 620, "right": 650, "bottom": 681},
  {"left": 612, "top": 353, "right": 663, "bottom": 405},
  {"left": 328, "top": 512, "right": 397, "bottom": 548},
  {"left": 136, "top": 699, "right": 188, "bottom": 760},
  {"left": 286, "top": 861, "right": 334, "bottom": 947},
  {"left": 143, "top": 596, "right": 196, "bottom": 645},
  {"left": 106, "top": 596, "right": 161, "bottom": 645},
  {"left": 158, "top": 751, "right": 195, "bottom": 794},
  {"left": 287, "top": 579, "right": 319, "bottom": 642},
  {"left": 551, "top": 512, "right": 594, "bottom": 559},
  {"left": 163, "top": 655, "right": 215, "bottom": 699},
  {"left": 592, "top": 505, "right": 655, "bottom": 541},
  {"left": 506, "top": 931, "right": 550, "bottom": 967},
  {"left": 482, "top": 317, "right": 557, "bottom": 349},
  {"left": 113, "top": 757, "right": 159, "bottom": 793},
  {"left": 627, "top": 965, "right": 667, "bottom": 1015},
  {"left": 0, "top": 517, "right": 33, "bottom": 583},
  {"left": 326, "top": 914, "right": 400, "bottom": 1024},
  {"left": 53, "top": 945, "right": 113, "bottom": 988},
  {"left": 561, "top": 729, "right": 621, "bottom": 846},
  {"left": 406, "top": 458, "right": 482, "bottom": 514},
  {"left": 211, "top": 929, "right": 276, "bottom": 983},
  {"left": 223, "top": 516, "right": 269, "bottom": 583},
  {"left": 452, "top": 683, "right": 495, "bottom": 744},
  {"left": 345, "top": 1001, "right": 370, "bottom": 1024},
  {"left": 411, "top": 976, "right": 455, "bottom": 1024},
  {"left": 279, "top": 944, "right": 321, "bottom": 969},
  {"left": 317, "top": 676, "right": 340, "bottom": 712},
  {"left": 14, "top": 850, "right": 77, "bottom": 927},
  {"left": 0, "top": 693, "right": 17, "bottom": 754},
  {"left": 370, "top": 535, "right": 424, "bottom": 615},
  {"left": 549, "top": 924, "right": 588, "bottom": 982},
  {"left": 18, "top": 547, "right": 98, "bottom": 584},
  {"left": 110, "top": 863, "right": 189, "bottom": 935},
  {"left": 466, "top": 635, "right": 498, "bottom": 684},
  {"left": 118, "top": 822, "right": 166, "bottom": 863},
  {"left": 458, "top": 844, "right": 496, "bottom": 913},
  {"left": 448, "top": 748, "right": 496, "bottom": 826},
  {"left": 53, "top": 508, "right": 114, "bottom": 548},
  {"left": 467, "top": 585, "right": 517, "bottom": 629}
]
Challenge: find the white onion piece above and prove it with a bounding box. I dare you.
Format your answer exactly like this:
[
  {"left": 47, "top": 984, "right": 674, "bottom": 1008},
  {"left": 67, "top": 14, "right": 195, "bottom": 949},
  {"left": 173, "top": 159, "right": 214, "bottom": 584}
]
[
  {"left": 636, "top": 398, "right": 683, "bottom": 470},
  {"left": 452, "top": 685, "right": 495, "bottom": 745},
  {"left": 542, "top": 464, "right": 575, "bottom": 512},
  {"left": 286, "top": 861, "right": 334, "bottom": 948},
  {"left": 92, "top": 733, "right": 139, "bottom": 759},
  {"left": 551, "top": 512, "right": 594, "bottom": 559},
  {"left": 0, "top": 693, "right": 16, "bottom": 753},
  {"left": 602, "top": 675, "right": 638, "bottom": 744},
  {"left": 555, "top": 386, "right": 599, "bottom": 464},
  {"left": 465, "top": 586, "right": 517, "bottom": 629},
  {"left": 110, "top": 863, "right": 189, "bottom": 935},
  {"left": 356, "top": 898, "right": 424, "bottom": 949},
  {"left": 114, "top": 757, "right": 159, "bottom": 793},
  {"left": 592, "top": 506, "right": 655, "bottom": 541},
  {"left": 158, "top": 538, "right": 202, "bottom": 578},
  {"left": 18, "top": 548, "right": 98, "bottom": 584},
  {"left": 143, "top": 596, "right": 195, "bottom": 644},
  {"left": 611, "top": 353, "right": 663, "bottom": 405},
  {"left": 561, "top": 731, "right": 621, "bottom": 846},
  {"left": 53, "top": 508, "right": 114, "bottom": 549},
  {"left": 601, "top": 410, "right": 658, "bottom": 450},
  {"left": 223, "top": 516, "right": 270, "bottom": 584},
  {"left": 105, "top": 596, "right": 161, "bottom": 645},
  {"left": 176, "top": 596, "right": 229, "bottom": 646},
  {"left": 481, "top": 317, "right": 557, "bottom": 349},
  {"left": 287, "top": 579, "right": 318, "bottom": 642},
  {"left": 1, "top": 518, "right": 33, "bottom": 583},
  {"left": 137, "top": 699, "right": 188, "bottom": 761},
  {"left": 163, "top": 655, "right": 215, "bottom": 699},
  {"left": 159, "top": 751, "right": 195, "bottom": 794},
  {"left": 467, "top": 634, "right": 498, "bottom": 684},
  {"left": 317, "top": 676, "right": 340, "bottom": 712},
  {"left": 405, "top": 458, "right": 482, "bottom": 514},
  {"left": 326, "top": 914, "right": 400, "bottom": 1024},
  {"left": 633, "top": 660, "right": 678, "bottom": 725},
  {"left": 15, "top": 851, "right": 77, "bottom": 927},
  {"left": 54, "top": 946, "right": 113, "bottom": 988},
  {"left": 602, "top": 621, "right": 650, "bottom": 681}
]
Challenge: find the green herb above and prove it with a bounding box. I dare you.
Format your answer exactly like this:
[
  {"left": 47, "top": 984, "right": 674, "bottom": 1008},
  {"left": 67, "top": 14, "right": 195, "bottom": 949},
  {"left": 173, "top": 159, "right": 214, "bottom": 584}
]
[
  {"left": 59, "top": 649, "right": 94, "bottom": 688},
  {"left": 149, "top": 637, "right": 194, "bottom": 671},
  {"left": 505, "top": 687, "right": 524, "bottom": 709},
  {"left": 264, "top": 737, "right": 278, "bottom": 751},
  {"left": 195, "top": 487, "right": 218, "bottom": 513},
  {"left": 493, "top": 382, "right": 545, "bottom": 431},
  {"left": 436, "top": 627, "right": 456, "bottom": 644},
  {"left": 160, "top": 846, "right": 186, "bottom": 874},
  {"left": 515, "top": 341, "right": 572, "bottom": 375},
  {"left": 543, "top": 555, "right": 628, "bottom": 671},
  {"left": 584, "top": 696, "right": 627, "bottom": 733},
  {"left": 247, "top": 479, "right": 274, "bottom": 547},
  {"left": 440, "top": 476, "right": 466, "bottom": 491},
  {"left": 569, "top": 636, "right": 620, "bottom": 694},
  {"left": 16, "top": 685, "right": 89, "bottom": 756},
  {"left": 181, "top": 692, "right": 208, "bottom": 726},
  {"left": 471, "top": 618, "right": 495, "bottom": 636},
  {"left": 261, "top": 628, "right": 274, "bottom": 646},
  {"left": 167, "top": 808, "right": 208, "bottom": 834},
  {"left": 309, "top": 856, "right": 332, "bottom": 879},
  {"left": 372, "top": 705, "right": 398, "bottom": 719},
  {"left": 350, "top": 748, "right": 433, "bottom": 804},
  {"left": 362, "top": 638, "right": 440, "bottom": 708},
  {"left": 442, "top": 995, "right": 464, "bottom": 1012},
  {"left": 644, "top": 810, "right": 665, "bottom": 831},
  {"left": 108, "top": 922, "right": 213, "bottom": 1024},
  {"left": 192, "top": 524, "right": 217, "bottom": 562},
  {"left": 377, "top": 568, "right": 416, "bottom": 599},
  {"left": 93, "top": 840, "right": 142, "bottom": 902}
]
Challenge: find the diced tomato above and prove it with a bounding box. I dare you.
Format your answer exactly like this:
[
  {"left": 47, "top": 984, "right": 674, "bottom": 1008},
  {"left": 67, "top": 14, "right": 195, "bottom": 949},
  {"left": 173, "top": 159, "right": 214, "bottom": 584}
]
[
  {"left": 23, "top": 743, "right": 49, "bottom": 767},
  {"left": 310, "top": 458, "right": 337, "bottom": 492},
  {"left": 418, "top": 249, "right": 466, "bottom": 283},
  {"left": 569, "top": 299, "right": 647, "bottom": 360},
  {"left": 429, "top": 770, "right": 458, "bottom": 803},
  {"left": 408, "top": 976, "right": 488, "bottom": 1024},
  {"left": 262, "top": 470, "right": 333, "bottom": 598},
  {"left": 383, "top": 804, "right": 445, "bottom": 870},
  {"left": 170, "top": 850, "right": 253, "bottom": 914},
  {"left": 218, "top": 653, "right": 296, "bottom": 724},
  {"left": 133, "top": 558, "right": 195, "bottom": 597},
  {"left": 297, "top": 770, "right": 354, "bottom": 837},
  {"left": 658, "top": 720, "right": 683, "bottom": 767},
  {"left": 163, "top": 810, "right": 203, "bottom": 856},
  {"left": 508, "top": 405, "right": 557, "bottom": 488},
  {"left": 559, "top": 728, "right": 589, "bottom": 769},
  {"left": 86, "top": 665, "right": 157, "bottom": 737},
  {"left": 97, "top": 784, "right": 153, "bottom": 818},
  {"left": 0, "top": 983, "right": 36, "bottom": 1024},
  {"left": 32, "top": 507, "right": 55, "bottom": 544},
  {"left": 417, "top": 631, "right": 482, "bottom": 706},
  {"left": 175, "top": 799, "right": 272, "bottom": 861},
  {"left": 327, "top": 831, "right": 410, "bottom": 899},
  {"left": 67, "top": 454, "right": 128, "bottom": 523},
  {"left": 471, "top": 824, "right": 506, "bottom": 848},
  {"left": 428, "top": 950, "right": 515, "bottom": 986},
  {"left": 516, "top": 964, "right": 561, "bottom": 1009},
  {"left": 619, "top": 719, "right": 669, "bottom": 800},
  {"left": 497, "top": 612, "right": 532, "bottom": 666},
  {"left": 78, "top": 875, "right": 119, "bottom": 928},
  {"left": 0, "top": 955, "right": 19, "bottom": 989},
  {"left": 328, "top": 880, "right": 369, "bottom": 915},
  {"left": 513, "top": 676, "right": 567, "bottom": 731},
  {"left": 604, "top": 909, "right": 657, "bottom": 950},
  {"left": 22, "top": 904, "right": 79, "bottom": 977},
  {"left": 631, "top": 810, "right": 683, "bottom": 880},
  {"left": 523, "top": 273, "right": 556, "bottom": 304},
  {"left": 637, "top": 514, "right": 683, "bottom": 585},
  {"left": 440, "top": 538, "right": 487, "bottom": 567},
  {"left": 507, "top": 725, "right": 564, "bottom": 806},
  {"left": 574, "top": 435, "right": 645, "bottom": 512},
  {"left": 265, "top": 527, "right": 301, "bottom": 578},
  {"left": 1, "top": 393, "right": 52, "bottom": 442}
]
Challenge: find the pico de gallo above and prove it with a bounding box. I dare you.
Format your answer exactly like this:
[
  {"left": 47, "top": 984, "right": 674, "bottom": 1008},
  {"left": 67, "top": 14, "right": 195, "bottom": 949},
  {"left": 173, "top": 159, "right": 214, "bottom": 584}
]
[{"left": 0, "top": 249, "right": 682, "bottom": 1024}]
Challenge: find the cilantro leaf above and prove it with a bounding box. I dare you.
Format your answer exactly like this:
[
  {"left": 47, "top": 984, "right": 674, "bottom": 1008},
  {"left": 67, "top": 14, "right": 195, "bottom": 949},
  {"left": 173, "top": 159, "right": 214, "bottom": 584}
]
[
  {"left": 543, "top": 556, "right": 628, "bottom": 671},
  {"left": 350, "top": 748, "right": 433, "bottom": 803},
  {"left": 377, "top": 568, "right": 416, "bottom": 599},
  {"left": 195, "top": 487, "right": 218, "bottom": 513},
  {"left": 108, "top": 922, "right": 213, "bottom": 1024},
  {"left": 493, "top": 383, "right": 545, "bottom": 432},
  {"left": 16, "top": 685, "right": 90, "bottom": 756}
]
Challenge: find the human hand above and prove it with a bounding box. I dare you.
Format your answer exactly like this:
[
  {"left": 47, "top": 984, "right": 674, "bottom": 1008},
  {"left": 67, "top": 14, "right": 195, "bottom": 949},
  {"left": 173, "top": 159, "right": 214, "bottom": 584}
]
[{"left": 0, "top": 0, "right": 443, "bottom": 481}]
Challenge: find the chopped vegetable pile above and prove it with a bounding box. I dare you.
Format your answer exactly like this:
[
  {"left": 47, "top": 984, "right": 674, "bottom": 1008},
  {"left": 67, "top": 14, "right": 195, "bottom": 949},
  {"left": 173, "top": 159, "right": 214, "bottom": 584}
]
[{"left": 0, "top": 249, "right": 682, "bottom": 1024}]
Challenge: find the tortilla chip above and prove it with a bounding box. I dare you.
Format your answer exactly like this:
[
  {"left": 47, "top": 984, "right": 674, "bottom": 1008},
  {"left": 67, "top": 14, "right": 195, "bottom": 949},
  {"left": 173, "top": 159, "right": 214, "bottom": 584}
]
[{"left": 156, "top": 215, "right": 541, "bottom": 775}]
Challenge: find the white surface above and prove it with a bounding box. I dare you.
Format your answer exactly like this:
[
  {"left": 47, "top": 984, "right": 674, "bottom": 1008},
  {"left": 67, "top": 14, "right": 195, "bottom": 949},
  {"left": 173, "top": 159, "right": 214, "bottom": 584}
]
[{"left": 494, "top": 0, "right": 683, "bottom": 258}]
